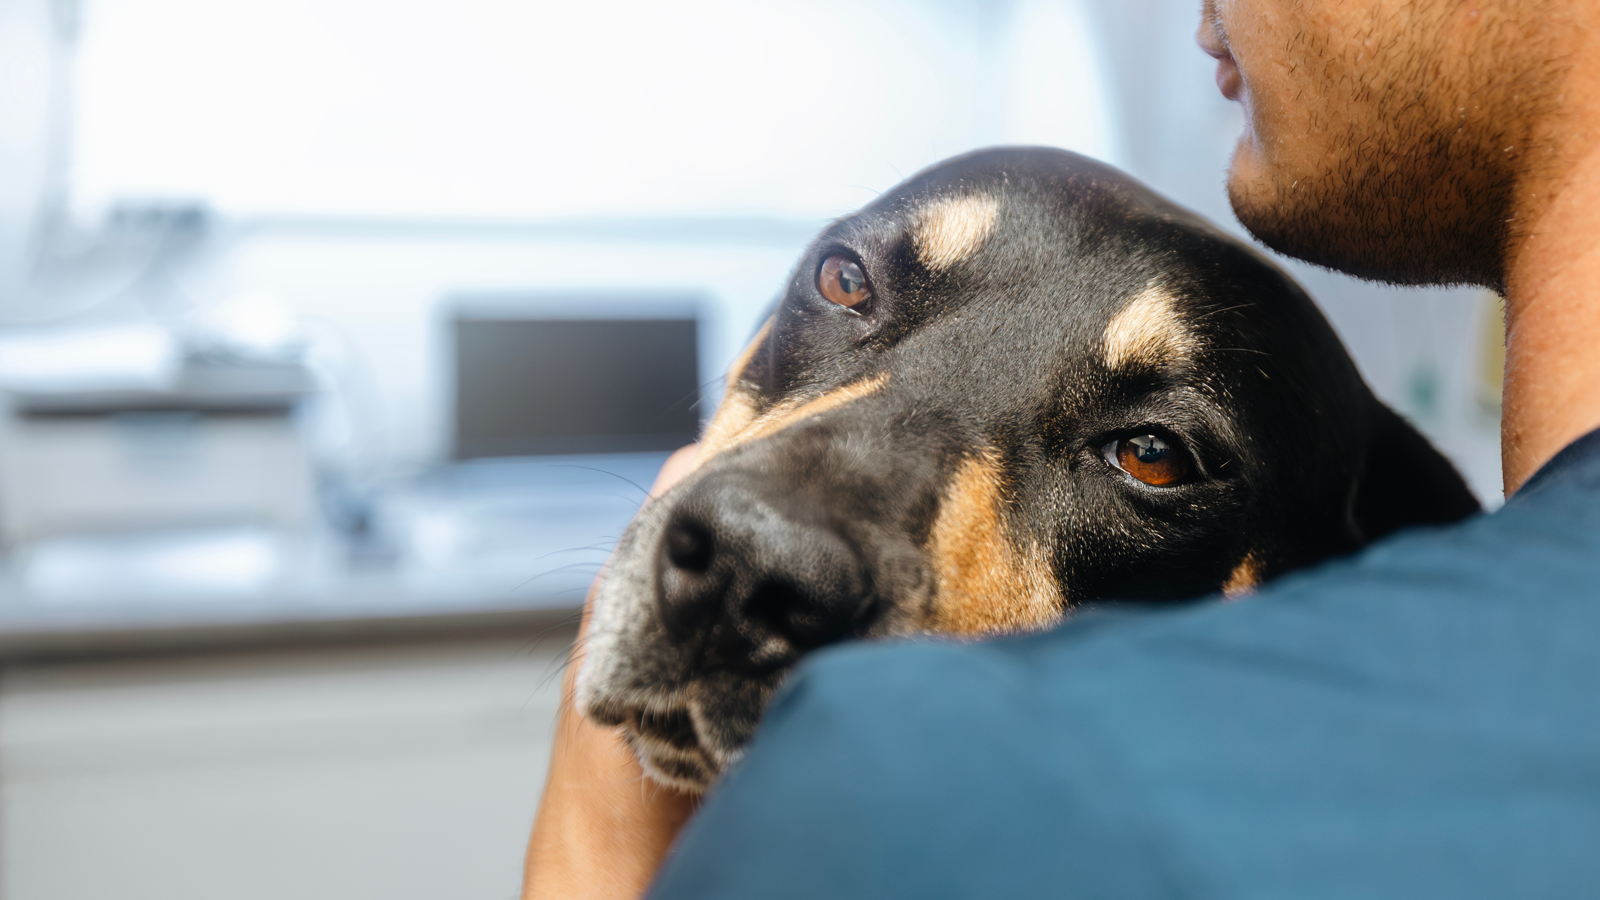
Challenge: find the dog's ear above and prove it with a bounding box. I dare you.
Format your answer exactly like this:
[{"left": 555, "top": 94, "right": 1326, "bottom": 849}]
[{"left": 1352, "top": 402, "right": 1481, "bottom": 542}]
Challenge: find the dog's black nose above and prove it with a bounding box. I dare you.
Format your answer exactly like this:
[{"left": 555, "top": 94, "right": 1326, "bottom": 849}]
[{"left": 655, "top": 475, "right": 874, "bottom": 669}]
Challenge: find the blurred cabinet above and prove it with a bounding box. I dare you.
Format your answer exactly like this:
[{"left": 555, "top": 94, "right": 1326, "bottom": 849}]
[
  {"left": 0, "top": 412, "right": 313, "bottom": 543},
  {"left": 0, "top": 630, "right": 571, "bottom": 900},
  {"left": 0, "top": 357, "right": 317, "bottom": 544}
]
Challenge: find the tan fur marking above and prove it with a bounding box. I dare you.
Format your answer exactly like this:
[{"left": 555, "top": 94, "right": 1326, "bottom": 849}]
[
  {"left": 1223, "top": 553, "right": 1261, "bottom": 599},
  {"left": 728, "top": 374, "right": 888, "bottom": 450},
  {"left": 926, "top": 451, "right": 1063, "bottom": 634},
  {"left": 1102, "top": 286, "right": 1199, "bottom": 370},
  {"left": 697, "top": 320, "right": 772, "bottom": 461},
  {"left": 913, "top": 194, "right": 1001, "bottom": 271},
  {"left": 699, "top": 370, "right": 888, "bottom": 467}
]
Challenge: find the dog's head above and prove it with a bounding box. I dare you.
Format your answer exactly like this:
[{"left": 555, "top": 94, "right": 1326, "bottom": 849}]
[{"left": 578, "top": 148, "right": 1478, "bottom": 791}]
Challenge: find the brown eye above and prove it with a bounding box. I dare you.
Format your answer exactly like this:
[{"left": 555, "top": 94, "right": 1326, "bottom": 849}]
[
  {"left": 818, "top": 254, "right": 872, "bottom": 312},
  {"left": 1104, "top": 433, "right": 1192, "bottom": 487}
]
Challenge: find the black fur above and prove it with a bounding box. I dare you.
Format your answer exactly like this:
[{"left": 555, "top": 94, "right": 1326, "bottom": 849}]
[{"left": 578, "top": 148, "right": 1479, "bottom": 791}]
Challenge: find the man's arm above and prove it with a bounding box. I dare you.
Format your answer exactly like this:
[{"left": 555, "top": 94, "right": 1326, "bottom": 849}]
[
  {"left": 521, "top": 662, "right": 696, "bottom": 898},
  {"left": 522, "top": 446, "right": 701, "bottom": 899}
]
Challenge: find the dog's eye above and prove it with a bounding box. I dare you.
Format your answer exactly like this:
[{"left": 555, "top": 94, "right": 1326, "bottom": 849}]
[
  {"left": 818, "top": 255, "right": 872, "bottom": 312},
  {"left": 1103, "top": 434, "right": 1192, "bottom": 487}
]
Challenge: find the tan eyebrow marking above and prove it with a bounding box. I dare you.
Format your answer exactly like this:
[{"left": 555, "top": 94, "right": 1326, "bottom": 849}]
[
  {"left": 912, "top": 193, "right": 1001, "bottom": 271},
  {"left": 713, "top": 373, "right": 888, "bottom": 456},
  {"left": 1223, "top": 552, "right": 1261, "bottom": 599},
  {"left": 1102, "top": 285, "right": 1200, "bottom": 371},
  {"left": 925, "top": 450, "right": 1063, "bottom": 635},
  {"left": 695, "top": 325, "right": 888, "bottom": 469},
  {"left": 697, "top": 318, "right": 772, "bottom": 461}
]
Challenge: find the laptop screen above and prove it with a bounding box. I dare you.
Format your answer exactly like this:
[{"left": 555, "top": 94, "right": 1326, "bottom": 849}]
[{"left": 453, "top": 317, "right": 700, "bottom": 459}]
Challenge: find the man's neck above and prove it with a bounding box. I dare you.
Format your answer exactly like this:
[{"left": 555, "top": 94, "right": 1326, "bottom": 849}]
[{"left": 1500, "top": 46, "right": 1600, "bottom": 495}]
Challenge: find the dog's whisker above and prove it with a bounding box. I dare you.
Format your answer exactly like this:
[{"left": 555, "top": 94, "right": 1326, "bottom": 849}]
[
  {"left": 1192, "top": 302, "right": 1256, "bottom": 321},
  {"left": 647, "top": 374, "right": 729, "bottom": 428},
  {"left": 531, "top": 543, "right": 616, "bottom": 562},
  {"left": 546, "top": 464, "right": 652, "bottom": 499},
  {"left": 517, "top": 611, "right": 586, "bottom": 656},
  {"left": 841, "top": 183, "right": 885, "bottom": 199},
  {"left": 509, "top": 562, "right": 605, "bottom": 593}
]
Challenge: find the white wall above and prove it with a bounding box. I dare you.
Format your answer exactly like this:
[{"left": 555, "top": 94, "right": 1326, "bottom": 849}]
[
  {"left": 0, "top": 0, "right": 60, "bottom": 305},
  {"left": 73, "top": 0, "right": 1117, "bottom": 219}
]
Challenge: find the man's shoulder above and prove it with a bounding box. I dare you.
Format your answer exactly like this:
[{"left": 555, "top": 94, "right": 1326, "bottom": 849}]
[
  {"left": 800, "top": 473, "right": 1600, "bottom": 717},
  {"left": 651, "top": 474, "right": 1600, "bottom": 899}
]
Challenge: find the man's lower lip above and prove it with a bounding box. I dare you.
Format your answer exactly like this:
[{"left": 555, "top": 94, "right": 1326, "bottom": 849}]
[{"left": 1215, "top": 58, "right": 1242, "bottom": 101}]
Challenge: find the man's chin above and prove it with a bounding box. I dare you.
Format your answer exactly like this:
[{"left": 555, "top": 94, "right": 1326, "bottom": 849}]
[
  {"left": 1225, "top": 153, "right": 1500, "bottom": 289},
  {"left": 1224, "top": 151, "right": 1343, "bottom": 274}
]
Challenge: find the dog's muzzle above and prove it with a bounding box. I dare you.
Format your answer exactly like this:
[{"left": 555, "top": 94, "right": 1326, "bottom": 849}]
[
  {"left": 579, "top": 464, "right": 908, "bottom": 791},
  {"left": 655, "top": 471, "right": 878, "bottom": 671}
]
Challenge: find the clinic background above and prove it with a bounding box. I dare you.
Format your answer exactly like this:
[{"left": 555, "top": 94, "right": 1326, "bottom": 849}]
[
  {"left": 0, "top": 1, "right": 1504, "bottom": 899},
  {"left": 0, "top": 0, "right": 1502, "bottom": 494}
]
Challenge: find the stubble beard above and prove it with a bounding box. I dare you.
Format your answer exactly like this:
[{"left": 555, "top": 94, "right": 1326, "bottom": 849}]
[{"left": 1224, "top": 7, "right": 1566, "bottom": 293}]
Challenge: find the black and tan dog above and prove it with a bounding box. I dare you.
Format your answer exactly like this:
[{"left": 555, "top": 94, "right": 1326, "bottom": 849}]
[{"left": 578, "top": 148, "right": 1479, "bottom": 791}]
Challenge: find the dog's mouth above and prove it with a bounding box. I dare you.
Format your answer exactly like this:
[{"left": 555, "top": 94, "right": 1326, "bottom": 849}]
[
  {"left": 622, "top": 704, "right": 720, "bottom": 791},
  {"left": 586, "top": 677, "right": 775, "bottom": 792},
  {"left": 576, "top": 443, "right": 948, "bottom": 791}
]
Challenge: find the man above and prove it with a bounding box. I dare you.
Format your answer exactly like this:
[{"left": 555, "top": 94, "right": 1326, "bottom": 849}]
[{"left": 525, "top": 0, "right": 1600, "bottom": 895}]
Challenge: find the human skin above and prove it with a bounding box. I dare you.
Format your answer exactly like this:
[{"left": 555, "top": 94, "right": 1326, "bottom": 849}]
[
  {"left": 1198, "top": 0, "right": 1600, "bottom": 492},
  {"left": 525, "top": 2, "right": 1600, "bottom": 895},
  {"left": 522, "top": 444, "right": 700, "bottom": 898}
]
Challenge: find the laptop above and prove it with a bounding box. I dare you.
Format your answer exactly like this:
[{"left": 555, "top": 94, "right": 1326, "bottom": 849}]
[{"left": 453, "top": 313, "right": 700, "bottom": 460}]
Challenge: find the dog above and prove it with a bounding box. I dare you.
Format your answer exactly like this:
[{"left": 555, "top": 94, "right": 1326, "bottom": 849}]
[{"left": 578, "top": 148, "right": 1480, "bottom": 792}]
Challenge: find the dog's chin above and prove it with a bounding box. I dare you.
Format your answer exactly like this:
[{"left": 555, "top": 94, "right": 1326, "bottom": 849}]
[
  {"left": 628, "top": 733, "right": 718, "bottom": 793},
  {"left": 584, "top": 670, "right": 780, "bottom": 792},
  {"left": 622, "top": 702, "right": 752, "bottom": 794},
  {"left": 627, "top": 730, "right": 731, "bottom": 794}
]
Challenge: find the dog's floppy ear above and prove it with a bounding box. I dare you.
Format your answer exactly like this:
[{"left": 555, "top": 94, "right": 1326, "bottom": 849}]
[{"left": 1352, "top": 402, "right": 1481, "bottom": 542}]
